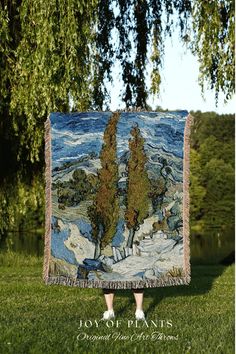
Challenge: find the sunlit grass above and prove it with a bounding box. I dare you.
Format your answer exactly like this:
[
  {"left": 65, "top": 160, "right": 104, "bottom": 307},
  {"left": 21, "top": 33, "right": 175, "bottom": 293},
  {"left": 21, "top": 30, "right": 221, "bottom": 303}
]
[
  {"left": 0, "top": 250, "right": 41, "bottom": 267},
  {"left": 0, "top": 252, "right": 234, "bottom": 354}
]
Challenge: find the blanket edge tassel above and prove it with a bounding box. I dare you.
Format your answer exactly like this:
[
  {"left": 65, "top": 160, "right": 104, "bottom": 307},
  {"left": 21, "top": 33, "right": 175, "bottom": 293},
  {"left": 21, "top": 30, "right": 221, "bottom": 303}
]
[{"left": 43, "top": 112, "right": 194, "bottom": 289}]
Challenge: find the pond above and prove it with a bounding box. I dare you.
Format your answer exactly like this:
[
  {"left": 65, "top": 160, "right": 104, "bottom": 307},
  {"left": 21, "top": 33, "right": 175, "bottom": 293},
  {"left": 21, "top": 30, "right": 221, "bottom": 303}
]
[{"left": 0, "top": 227, "right": 234, "bottom": 265}]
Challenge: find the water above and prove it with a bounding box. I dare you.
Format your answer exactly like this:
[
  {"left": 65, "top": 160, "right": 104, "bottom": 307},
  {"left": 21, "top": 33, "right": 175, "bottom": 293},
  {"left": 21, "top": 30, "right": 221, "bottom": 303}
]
[
  {"left": 190, "top": 227, "right": 235, "bottom": 265},
  {"left": 0, "top": 227, "right": 234, "bottom": 265}
]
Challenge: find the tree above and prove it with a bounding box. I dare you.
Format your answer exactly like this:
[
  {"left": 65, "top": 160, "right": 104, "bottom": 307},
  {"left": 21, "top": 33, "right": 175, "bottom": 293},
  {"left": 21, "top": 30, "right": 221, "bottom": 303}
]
[
  {"left": 56, "top": 169, "right": 93, "bottom": 207},
  {"left": 201, "top": 158, "right": 234, "bottom": 228},
  {"left": 125, "top": 125, "right": 151, "bottom": 249},
  {"left": 0, "top": 1, "right": 234, "bottom": 233},
  {"left": 88, "top": 112, "right": 120, "bottom": 258},
  {"left": 189, "top": 111, "right": 234, "bottom": 231},
  {"left": 189, "top": 148, "right": 206, "bottom": 222},
  {"left": 191, "top": 0, "right": 234, "bottom": 102},
  {"left": 93, "top": 0, "right": 234, "bottom": 109},
  {"left": 1, "top": 1, "right": 234, "bottom": 164},
  {"left": 1, "top": 0, "right": 98, "bottom": 164},
  {"left": 149, "top": 176, "right": 166, "bottom": 213},
  {"left": 0, "top": 0, "right": 98, "bottom": 233}
]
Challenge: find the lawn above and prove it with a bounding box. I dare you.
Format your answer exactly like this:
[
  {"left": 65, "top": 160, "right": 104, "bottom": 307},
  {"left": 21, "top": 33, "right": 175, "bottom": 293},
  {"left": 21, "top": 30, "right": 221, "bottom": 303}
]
[{"left": 0, "top": 252, "right": 234, "bottom": 354}]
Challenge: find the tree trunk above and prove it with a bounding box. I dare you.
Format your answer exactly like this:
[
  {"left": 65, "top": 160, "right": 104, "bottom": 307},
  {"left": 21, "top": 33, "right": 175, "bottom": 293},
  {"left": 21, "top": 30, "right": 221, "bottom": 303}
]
[
  {"left": 94, "top": 225, "right": 103, "bottom": 259},
  {"left": 94, "top": 241, "right": 101, "bottom": 260},
  {"left": 126, "top": 228, "right": 135, "bottom": 248}
]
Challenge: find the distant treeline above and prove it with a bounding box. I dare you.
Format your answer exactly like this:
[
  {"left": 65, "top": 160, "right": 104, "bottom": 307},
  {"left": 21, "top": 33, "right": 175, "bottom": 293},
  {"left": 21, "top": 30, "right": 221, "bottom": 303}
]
[
  {"left": 0, "top": 111, "right": 234, "bottom": 235},
  {"left": 189, "top": 111, "right": 235, "bottom": 231}
]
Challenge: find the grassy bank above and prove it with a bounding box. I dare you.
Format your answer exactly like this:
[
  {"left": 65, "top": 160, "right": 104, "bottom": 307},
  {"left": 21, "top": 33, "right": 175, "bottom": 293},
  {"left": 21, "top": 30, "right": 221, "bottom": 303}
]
[{"left": 0, "top": 252, "right": 234, "bottom": 354}]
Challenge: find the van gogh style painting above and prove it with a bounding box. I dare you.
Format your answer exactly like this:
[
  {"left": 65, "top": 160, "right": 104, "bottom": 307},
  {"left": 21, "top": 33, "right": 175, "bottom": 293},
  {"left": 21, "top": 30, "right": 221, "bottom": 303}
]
[{"left": 43, "top": 111, "right": 192, "bottom": 289}]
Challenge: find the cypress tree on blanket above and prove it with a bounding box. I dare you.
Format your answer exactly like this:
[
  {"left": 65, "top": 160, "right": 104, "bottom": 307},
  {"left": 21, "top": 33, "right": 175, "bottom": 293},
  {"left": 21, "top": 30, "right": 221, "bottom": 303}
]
[
  {"left": 125, "top": 124, "right": 151, "bottom": 251},
  {"left": 88, "top": 112, "right": 120, "bottom": 259}
]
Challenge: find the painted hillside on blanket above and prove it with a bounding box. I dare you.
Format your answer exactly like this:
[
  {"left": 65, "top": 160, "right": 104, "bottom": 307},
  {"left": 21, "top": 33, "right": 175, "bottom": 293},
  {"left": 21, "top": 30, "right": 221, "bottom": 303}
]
[{"left": 49, "top": 111, "right": 188, "bottom": 283}]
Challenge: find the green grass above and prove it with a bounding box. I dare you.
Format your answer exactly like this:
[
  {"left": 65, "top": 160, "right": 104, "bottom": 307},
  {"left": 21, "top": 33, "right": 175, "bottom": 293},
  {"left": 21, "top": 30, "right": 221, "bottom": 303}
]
[{"left": 0, "top": 252, "right": 234, "bottom": 354}]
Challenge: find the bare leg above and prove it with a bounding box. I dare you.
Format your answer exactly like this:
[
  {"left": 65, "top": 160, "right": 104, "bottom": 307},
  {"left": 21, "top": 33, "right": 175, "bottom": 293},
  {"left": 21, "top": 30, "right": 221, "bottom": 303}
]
[
  {"left": 132, "top": 289, "right": 144, "bottom": 311},
  {"left": 104, "top": 293, "right": 115, "bottom": 311},
  {"left": 103, "top": 289, "right": 115, "bottom": 311}
]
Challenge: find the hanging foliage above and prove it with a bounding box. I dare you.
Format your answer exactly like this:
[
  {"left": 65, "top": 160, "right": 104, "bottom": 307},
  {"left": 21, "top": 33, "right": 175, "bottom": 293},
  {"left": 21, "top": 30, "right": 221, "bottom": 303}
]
[
  {"left": 1, "top": 0, "right": 234, "bottom": 162},
  {"left": 0, "top": 0, "right": 234, "bottom": 233},
  {"left": 191, "top": 0, "right": 235, "bottom": 102}
]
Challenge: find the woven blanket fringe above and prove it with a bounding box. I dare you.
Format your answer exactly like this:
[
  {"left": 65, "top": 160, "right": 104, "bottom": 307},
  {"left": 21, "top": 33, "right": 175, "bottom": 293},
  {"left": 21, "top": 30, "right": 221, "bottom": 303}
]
[{"left": 42, "top": 112, "right": 194, "bottom": 289}]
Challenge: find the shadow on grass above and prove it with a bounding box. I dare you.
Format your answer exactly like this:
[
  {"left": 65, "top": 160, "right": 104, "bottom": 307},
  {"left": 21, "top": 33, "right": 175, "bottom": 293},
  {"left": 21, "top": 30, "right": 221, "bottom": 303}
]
[
  {"left": 0, "top": 250, "right": 233, "bottom": 320},
  {"left": 102, "top": 264, "right": 231, "bottom": 318}
]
